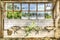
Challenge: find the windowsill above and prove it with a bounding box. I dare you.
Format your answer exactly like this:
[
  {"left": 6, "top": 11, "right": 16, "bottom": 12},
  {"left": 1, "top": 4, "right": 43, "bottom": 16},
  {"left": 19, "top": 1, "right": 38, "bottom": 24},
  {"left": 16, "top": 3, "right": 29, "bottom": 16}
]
[{"left": 4, "top": 18, "right": 53, "bottom": 20}]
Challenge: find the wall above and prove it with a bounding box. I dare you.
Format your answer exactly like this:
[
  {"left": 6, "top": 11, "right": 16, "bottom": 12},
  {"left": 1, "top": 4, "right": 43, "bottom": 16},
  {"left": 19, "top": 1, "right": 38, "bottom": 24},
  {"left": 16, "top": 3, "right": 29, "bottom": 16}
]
[
  {"left": 4, "top": 19, "right": 53, "bottom": 29},
  {"left": 0, "top": 0, "right": 57, "bottom": 40},
  {"left": 55, "top": 0, "right": 60, "bottom": 38}
]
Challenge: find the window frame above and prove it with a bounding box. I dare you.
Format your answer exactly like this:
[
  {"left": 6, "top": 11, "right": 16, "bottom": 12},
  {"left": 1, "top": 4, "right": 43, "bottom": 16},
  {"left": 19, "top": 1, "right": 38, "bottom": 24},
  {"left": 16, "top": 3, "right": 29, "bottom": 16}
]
[{"left": 4, "top": 2, "right": 53, "bottom": 20}]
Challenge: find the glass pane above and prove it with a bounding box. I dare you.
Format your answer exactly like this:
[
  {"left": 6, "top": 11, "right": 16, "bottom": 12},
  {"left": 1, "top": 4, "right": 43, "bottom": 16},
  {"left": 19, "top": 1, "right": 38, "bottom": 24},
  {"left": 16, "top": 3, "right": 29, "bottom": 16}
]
[
  {"left": 45, "top": 11, "right": 52, "bottom": 19},
  {"left": 22, "top": 12, "right": 28, "bottom": 19},
  {"left": 6, "top": 3, "right": 13, "bottom": 10},
  {"left": 37, "top": 12, "right": 44, "bottom": 19},
  {"left": 30, "top": 4, "right": 36, "bottom": 11},
  {"left": 46, "top": 3, "right": 52, "bottom": 10},
  {"left": 14, "top": 3, "right": 20, "bottom": 10},
  {"left": 14, "top": 11, "right": 22, "bottom": 19},
  {"left": 22, "top": 4, "right": 28, "bottom": 10},
  {"left": 7, "top": 11, "right": 13, "bottom": 19},
  {"left": 29, "top": 12, "right": 36, "bottom": 19},
  {"left": 38, "top": 4, "right": 44, "bottom": 11}
]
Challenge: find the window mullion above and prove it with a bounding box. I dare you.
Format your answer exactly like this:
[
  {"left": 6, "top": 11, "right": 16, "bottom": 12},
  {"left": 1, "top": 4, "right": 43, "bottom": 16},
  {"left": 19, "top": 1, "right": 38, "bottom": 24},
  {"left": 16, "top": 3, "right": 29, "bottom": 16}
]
[
  {"left": 36, "top": 3, "right": 38, "bottom": 19},
  {"left": 29, "top": 3, "right": 30, "bottom": 19},
  {"left": 44, "top": 3, "right": 46, "bottom": 19}
]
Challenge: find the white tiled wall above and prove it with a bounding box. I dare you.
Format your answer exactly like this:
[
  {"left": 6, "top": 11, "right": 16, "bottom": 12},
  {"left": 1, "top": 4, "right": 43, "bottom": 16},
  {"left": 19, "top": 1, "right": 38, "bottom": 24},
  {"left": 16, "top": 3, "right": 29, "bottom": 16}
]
[
  {"left": 4, "top": 19, "right": 54, "bottom": 37},
  {"left": 4, "top": 19, "right": 53, "bottom": 29}
]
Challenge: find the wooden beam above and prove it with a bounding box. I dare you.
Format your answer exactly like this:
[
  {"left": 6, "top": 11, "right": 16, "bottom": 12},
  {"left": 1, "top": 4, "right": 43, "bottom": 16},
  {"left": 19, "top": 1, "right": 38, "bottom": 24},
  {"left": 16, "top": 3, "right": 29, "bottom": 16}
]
[
  {"left": 0, "top": 1, "right": 3, "bottom": 38},
  {"left": 52, "top": 0, "right": 57, "bottom": 10},
  {"left": 3, "top": 1, "right": 49, "bottom": 3}
]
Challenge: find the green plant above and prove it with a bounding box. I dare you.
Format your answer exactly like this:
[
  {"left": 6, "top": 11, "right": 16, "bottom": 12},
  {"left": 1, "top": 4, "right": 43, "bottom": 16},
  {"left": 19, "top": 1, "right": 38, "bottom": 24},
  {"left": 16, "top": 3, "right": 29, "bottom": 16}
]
[
  {"left": 28, "top": 13, "right": 31, "bottom": 17},
  {"left": 7, "top": 11, "right": 22, "bottom": 19},
  {"left": 29, "top": 13, "right": 36, "bottom": 17},
  {"left": 45, "top": 13, "right": 52, "bottom": 19},
  {"left": 22, "top": 13, "right": 26, "bottom": 17},
  {"left": 14, "top": 12, "right": 22, "bottom": 19},
  {"left": 24, "top": 21, "right": 42, "bottom": 37},
  {"left": 24, "top": 21, "right": 36, "bottom": 36},
  {"left": 7, "top": 12, "right": 13, "bottom": 19},
  {"left": 17, "top": 12, "right": 22, "bottom": 19},
  {"left": 22, "top": 13, "right": 29, "bottom": 17},
  {"left": 26, "top": 13, "right": 28, "bottom": 17},
  {"left": 14, "top": 12, "right": 18, "bottom": 19}
]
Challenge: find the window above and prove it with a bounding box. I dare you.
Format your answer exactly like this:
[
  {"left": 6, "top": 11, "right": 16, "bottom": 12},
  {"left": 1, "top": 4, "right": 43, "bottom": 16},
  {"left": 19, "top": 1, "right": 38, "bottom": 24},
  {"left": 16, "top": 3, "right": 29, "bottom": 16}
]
[
  {"left": 30, "top": 12, "right": 36, "bottom": 19},
  {"left": 22, "top": 11, "right": 28, "bottom": 19},
  {"left": 14, "top": 3, "right": 21, "bottom": 10},
  {"left": 45, "top": 11, "right": 52, "bottom": 19},
  {"left": 46, "top": 3, "right": 52, "bottom": 10},
  {"left": 7, "top": 11, "right": 13, "bottom": 19},
  {"left": 38, "top": 4, "right": 44, "bottom": 11},
  {"left": 7, "top": 11, "right": 22, "bottom": 19},
  {"left": 6, "top": 3, "right": 13, "bottom": 10},
  {"left": 37, "top": 12, "right": 44, "bottom": 19},
  {"left": 13, "top": 11, "right": 21, "bottom": 19},
  {"left": 37, "top": 3, "right": 45, "bottom": 19},
  {"left": 30, "top": 4, "right": 36, "bottom": 11},
  {"left": 22, "top": 4, "right": 28, "bottom": 10},
  {"left": 5, "top": 3, "right": 52, "bottom": 19}
]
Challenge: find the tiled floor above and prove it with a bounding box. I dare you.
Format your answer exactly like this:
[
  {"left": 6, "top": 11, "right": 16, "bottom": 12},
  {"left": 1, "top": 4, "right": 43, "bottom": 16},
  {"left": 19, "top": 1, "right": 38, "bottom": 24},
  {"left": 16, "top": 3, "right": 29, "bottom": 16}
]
[{"left": 0, "top": 38, "right": 58, "bottom": 40}]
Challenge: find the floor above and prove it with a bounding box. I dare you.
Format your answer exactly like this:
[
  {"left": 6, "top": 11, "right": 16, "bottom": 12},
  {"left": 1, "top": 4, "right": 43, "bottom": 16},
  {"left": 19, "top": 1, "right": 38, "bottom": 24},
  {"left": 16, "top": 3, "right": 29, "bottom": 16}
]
[{"left": 4, "top": 29, "right": 54, "bottom": 38}]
